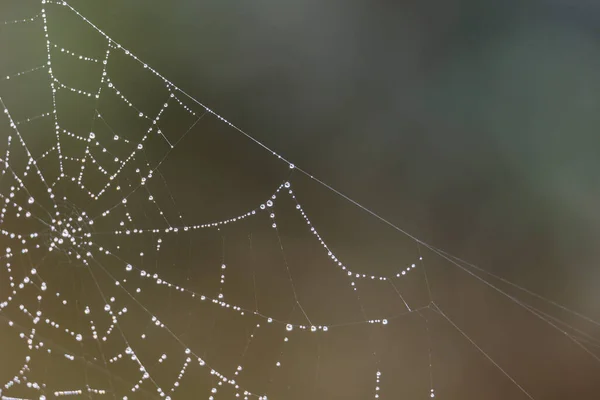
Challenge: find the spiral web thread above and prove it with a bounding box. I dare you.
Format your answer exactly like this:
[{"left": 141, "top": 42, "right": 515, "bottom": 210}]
[{"left": 1, "top": 1, "right": 599, "bottom": 400}]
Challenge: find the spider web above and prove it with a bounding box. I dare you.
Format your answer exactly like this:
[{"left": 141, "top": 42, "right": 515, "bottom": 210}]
[{"left": 1, "top": 1, "right": 599, "bottom": 400}]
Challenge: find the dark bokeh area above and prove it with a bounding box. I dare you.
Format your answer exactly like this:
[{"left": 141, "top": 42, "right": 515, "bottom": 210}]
[{"left": 0, "top": 0, "right": 599, "bottom": 399}]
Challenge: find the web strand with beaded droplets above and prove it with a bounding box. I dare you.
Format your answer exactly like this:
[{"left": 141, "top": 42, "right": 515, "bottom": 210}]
[{"left": 0, "top": 2, "right": 432, "bottom": 399}]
